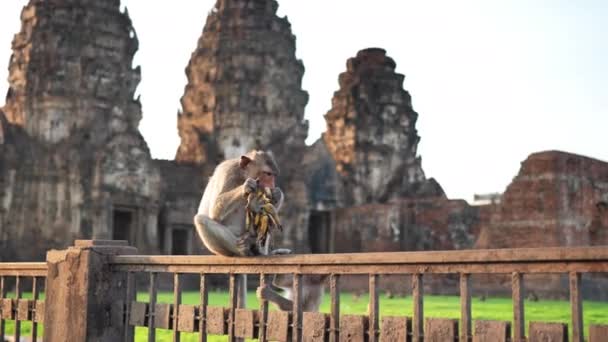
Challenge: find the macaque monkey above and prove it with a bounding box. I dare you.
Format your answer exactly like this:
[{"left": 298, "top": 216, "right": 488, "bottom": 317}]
[
  {"left": 264, "top": 274, "right": 328, "bottom": 312},
  {"left": 194, "top": 150, "right": 289, "bottom": 312},
  {"left": 194, "top": 150, "right": 288, "bottom": 257},
  {"left": 194, "top": 150, "right": 325, "bottom": 314}
]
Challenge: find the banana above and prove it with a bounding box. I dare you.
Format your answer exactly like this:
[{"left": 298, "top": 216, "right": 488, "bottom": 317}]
[{"left": 245, "top": 187, "right": 283, "bottom": 243}]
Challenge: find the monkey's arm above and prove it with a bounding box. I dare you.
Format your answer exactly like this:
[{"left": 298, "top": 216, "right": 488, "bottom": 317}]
[
  {"left": 211, "top": 186, "right": 247, "bottom": 222},
  {"left": 270, "top": 187, "right": 284, "bottom": 211}
]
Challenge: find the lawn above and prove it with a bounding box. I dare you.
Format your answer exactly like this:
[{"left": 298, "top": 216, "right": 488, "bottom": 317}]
[{"left": 3, "top": 292, "right": 607, "bottom": 341}]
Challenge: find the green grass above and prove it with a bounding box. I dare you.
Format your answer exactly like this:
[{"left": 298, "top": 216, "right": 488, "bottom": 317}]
[{"left": 3, "top": 292, "right": 607, "bottom": 341}]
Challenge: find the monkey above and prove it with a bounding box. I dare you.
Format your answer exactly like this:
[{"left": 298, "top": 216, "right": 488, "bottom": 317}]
[
  {"left": 263, "top": 274, "right": 328, "bottom": 312},
  {"left": 194, "top": 150, "right": 288, "bottom": 257},
  {"left": 193, "top": 150, "right": 292, "bottom": 313},
  {"left": 194, "top": 150, "right": 325, "bottom": 314}
]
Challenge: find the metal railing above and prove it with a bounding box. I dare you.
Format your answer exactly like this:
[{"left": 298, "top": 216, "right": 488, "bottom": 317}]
[
  {"left": 109, "top": 246, "right": 608, "bottom": 342},
  {"left": 0, "top": 262, "right": 47, "bottom": 342}
]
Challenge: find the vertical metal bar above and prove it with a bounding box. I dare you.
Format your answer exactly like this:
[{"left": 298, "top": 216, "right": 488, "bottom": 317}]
[
  {"left": 258, "top": 274, "right": 269, "bottom": 342},
  {"left": 14, "top": 276, "right": 22, "bottom": 342},
  {"left": 32, "top": 277, "right": 39, "bottom": 342},
  {"left": 124, "top": 272, "right": 135, "bottom": 342},
  {"left": 173, "top": 273, "right": 182, "bottom": 342},
  {"left": 148, "top": 272, "right": 158, "bottom": 342},
  {"left": 0, "top": 276, "right": 6, "bottom": 341},
  {"left": 570, "top": 272, "right": 583, "bottom": 342},
  {"left": 329, "top": 274, "right": 340, "bottom": 342},
  {"left": 292, "top": 274, "right": 303, "bottom": 342},
  {"left": 460, "top": 273, "right": 472, "bottom": 342},
  {"left": 412, "top": 274, "right": 424, "bottom": 342},
  {"left": 228, "top": 274, "right": 237, "bottom": 342},
  {"left": 368, "top": 274, "right": 379, "bottom": 342},
  {"left": 199, "top": 273, "right": 208, "bottom": 342},
  {"left": 512, "top": 272, "right": 525, "bottom": 342}
]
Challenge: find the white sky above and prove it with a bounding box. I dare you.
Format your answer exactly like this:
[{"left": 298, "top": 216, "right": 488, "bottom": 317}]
[{"left": 1, "top": 1, "right": 607, "bottom": 203}]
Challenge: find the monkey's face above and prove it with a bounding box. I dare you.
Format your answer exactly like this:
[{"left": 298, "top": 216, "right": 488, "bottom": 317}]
[
  {"left": 258, "top": 167, "right": 276, "bottom": 188},
  {"left": 241, "top": 151, "right": 280, "bottom": 189}
]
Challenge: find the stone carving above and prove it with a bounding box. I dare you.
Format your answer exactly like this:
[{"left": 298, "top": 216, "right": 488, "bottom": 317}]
[{"left": 323, "top": 48, "right": 443, "bottom": 206}]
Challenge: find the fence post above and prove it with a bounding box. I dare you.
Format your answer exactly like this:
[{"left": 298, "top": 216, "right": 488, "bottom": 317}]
[{"left": 43, "top": 240, "right": 137, "bottom": 342}]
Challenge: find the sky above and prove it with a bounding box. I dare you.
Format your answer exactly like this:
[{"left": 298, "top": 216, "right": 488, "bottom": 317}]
[{"left": 0, "top": 1, "right": 606, "bottom": 203}]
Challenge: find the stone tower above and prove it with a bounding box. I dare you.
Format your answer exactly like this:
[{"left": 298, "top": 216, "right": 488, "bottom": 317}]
[
  {"left": 323, "top": 48, "right": 443, "bottom": 206},
  {"left": 176, "top": 0, "right": 308, "bottom": 164},
  {"left": 175, "top": 0, "right": 311, "bottom": 251},
  {"left": 0, "top": 0, "right": 161, "bottom": 260}
]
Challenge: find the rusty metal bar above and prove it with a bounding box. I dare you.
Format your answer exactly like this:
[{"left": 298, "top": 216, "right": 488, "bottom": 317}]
[
  {"left": 123, "top": 272, "right": 135, "bottom": 342},
  {"left": 412, "top": 274, "right": 424, "bottom": 342},
  {"left": 228, "top": 274, "right": 237, "bottom": 342},
  {"left": 329, "top": 274, "right": 340, "bottom": 342},
  {"left": 110, "top": 261, "right": 608, "bottom": 275},
  {"left": 512, "top": 272, "right": 525, "bottom": 342},
  {"left": 0, "top": 276, "right": 5, "bottom": 341},
  {"left": 199, "top": 273, "right": 208, "bottom": 342},
  {"left": 173, "top": 273, "right": 181, "bottom": 342},
  {"left": 111, "top": 246, "right": 608, "bottom": 265},
  {"left": 570, "top": 272, "right": 583, "bottom": 342},
  {"left": 460, "top": 273, "right": 472, "bottom": 342},
  {"left": 0, "top": 263, "right": 47, "bottom": 277},
  {"left": 292, "top": 273, "right": 303, "bottom": 342},
  {"left": 32, "top": 277, "right": 40, "bottom": 342},
  {"left": 14, "top": 276, "right": 21, "bottom": 342},
  {"left": 368, "top": 274, "right": 379, "bottom": 342},
  {"left": 148, "top": 272, "right": 158, "bottom": 341},
  {"left": 258, "top": 274, "right": 269, "bottom": 342}
]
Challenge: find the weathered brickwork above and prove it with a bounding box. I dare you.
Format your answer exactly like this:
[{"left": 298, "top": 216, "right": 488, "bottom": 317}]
[{"left": 476, "top": 151, "right": 608, "bottom": 249}]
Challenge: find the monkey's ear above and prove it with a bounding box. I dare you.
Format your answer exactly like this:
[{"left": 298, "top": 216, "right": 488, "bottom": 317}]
[{"left": 239, "top": 155, "right": 252, "bottom": 169}]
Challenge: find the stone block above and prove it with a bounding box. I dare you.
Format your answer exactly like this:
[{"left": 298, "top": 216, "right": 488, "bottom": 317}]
[
  {"left": 473, "top": 320, "right": 510, "bottom": 342},
  {"left": 424, "top": 318, "right": 458, "bottom": 342},
  {"left": 17, "top": 299, "right": 31, "bottom": 321},
  {"left": 266, "top": 310, "right": 291, "bottom": 341},
  {"left": 1, "top": 298, "right": 14, "bottom": 320},
  {"left": 339, "top": 315, "right": 368, "bottom": 342},
  {"left": 129, "top": 301, "right": 148, "bottom": 327},
  {"left": 206, "top": 306, "right": 227, "bottom": 335},
  {"left": 154, "top": 303, "right": 172, "bottom": 329},
  {"left": 302, "top": 311, "right": 328, "bottom": 341},
  {"left": 380, "top": 316, "right": 410, "bottom": 341},
  {"left": 177, "top": 304, "right": 197, "bottom": 332},
  {"left": 234, "top": 308, "right": 258, "bottom": 338},
  {"left": 528, "top": 322, "right": 567, "bottom": 342},
  {"left": 590, "top": 324, "right": 608, "bottom": 342}
]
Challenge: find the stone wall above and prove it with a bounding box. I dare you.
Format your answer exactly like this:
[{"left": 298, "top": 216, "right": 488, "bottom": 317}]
[
  {"left": 475, "top": 150, "right": 608, "bottom": 249},
  {"left": 0, "top": 0, "right": 161, "bottom": 260},
  {"left": 327, "top": 197, "right": 479, "bottom": 254}
]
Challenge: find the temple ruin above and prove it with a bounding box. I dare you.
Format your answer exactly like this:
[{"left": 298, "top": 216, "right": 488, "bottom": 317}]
[{"left": 0, "top": 0, "right": 606, "bottom": 299}]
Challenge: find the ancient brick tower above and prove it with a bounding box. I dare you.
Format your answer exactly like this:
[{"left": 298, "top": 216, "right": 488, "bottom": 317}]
[
  {"left": 323, "top": 48, "right": 443, "bottom": 206},
  {"left": 0, "top": 0, "right": 161, "bottom": 260},
  {"left": 175, "top": 0, "right": 311, "bottom": 251}
]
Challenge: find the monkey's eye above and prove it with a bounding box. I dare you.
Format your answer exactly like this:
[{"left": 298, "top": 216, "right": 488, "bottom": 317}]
[{"left": 263, "top": 171, "right": 274, "bottom": 177}]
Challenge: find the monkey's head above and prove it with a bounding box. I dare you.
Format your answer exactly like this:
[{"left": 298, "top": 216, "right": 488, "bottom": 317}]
[{"left": 240, "top": 150, "right": 280, "bottom": 188}]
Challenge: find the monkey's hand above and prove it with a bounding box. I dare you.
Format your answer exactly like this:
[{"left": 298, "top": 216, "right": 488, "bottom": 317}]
[
  {"left": 243, "top": 178, "right": 258, "bottom": 197},
  {"left": 236, "top": 232, "right": 259, "bottom": 256},
  {"left": 270, "top": 248, "right": 292, "bottom": 255},
  {"left": 270, "top": 187, "right": 283, "bottom": 205}
]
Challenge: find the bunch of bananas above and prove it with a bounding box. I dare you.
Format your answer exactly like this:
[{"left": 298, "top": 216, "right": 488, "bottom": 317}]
[{"left": 245, "top": 187, "right": 282, "bottom": 245}]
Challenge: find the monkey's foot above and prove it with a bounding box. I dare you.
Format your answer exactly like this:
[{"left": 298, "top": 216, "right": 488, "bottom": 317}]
[
  {"left": 270, "top": 248, "right": 292, "bottom": 255},
  {"left": 256, "top": 286, "right": 293, "bottom": 311}
]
